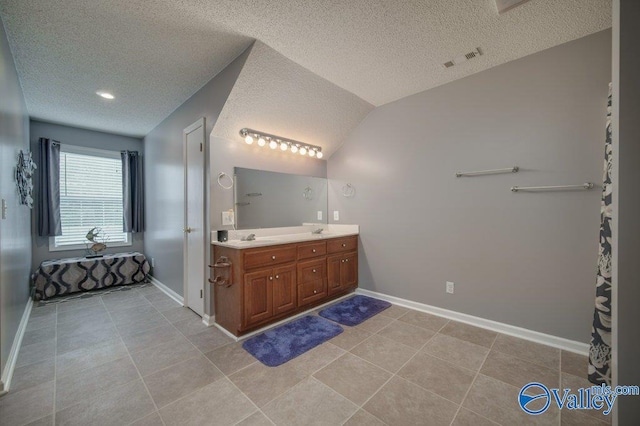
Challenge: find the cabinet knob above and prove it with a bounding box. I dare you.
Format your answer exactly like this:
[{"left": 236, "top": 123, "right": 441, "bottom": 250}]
[
  {"left": 272, "top": 255, "right": 276, "bottom": 260},
  {"left": 269, "top": 276, "right": 273, "bottom": 281},
  {"left": 342, "top": 243, "right": 346, "bottom": 247},
  {"left": 312, "top": 269, "right": 316, "bottom": 273},
  {"left": 312, "top": 249, "right": 316, "bottom": 253},
  {"left": 345, "top": 259, "right": 349, "bottom": 262},
  {"left": 313, "top": 290, "right": 317, "bottom": 294},
  {"left": 341, "top": 259, "right": 345, "bottom": 263},
  {"left": 275, "top": 275, "right": 279, "bottom": 279}
]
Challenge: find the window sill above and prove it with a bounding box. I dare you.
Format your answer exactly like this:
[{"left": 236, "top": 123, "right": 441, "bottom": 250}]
[{"left": 48, "top": 239, "right": 132, "bottom": 252}]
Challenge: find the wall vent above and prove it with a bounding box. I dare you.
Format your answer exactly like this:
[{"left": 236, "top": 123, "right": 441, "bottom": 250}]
[{"left": 443, "top": 48, "right": 482, "bottom": 69}]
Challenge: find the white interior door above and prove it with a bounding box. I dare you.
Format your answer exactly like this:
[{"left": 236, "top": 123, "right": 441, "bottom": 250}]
[{"left": 183, "top": 118, "right": 205, "bottom": 317}]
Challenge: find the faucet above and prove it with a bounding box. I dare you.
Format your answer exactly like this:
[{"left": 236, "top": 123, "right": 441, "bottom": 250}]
[
  {"left": 241, "top": 233, "right": 256, "bottom": 241},
  {"left": 312, "top": 228, "right": 323, "bottom": 234}
]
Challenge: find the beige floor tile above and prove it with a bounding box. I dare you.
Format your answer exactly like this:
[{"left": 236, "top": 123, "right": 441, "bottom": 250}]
[
  {"left": 21, "top": 324, "right": 56, "bottom": 346},
  {"left": 56, "top": 337, "right": 128, "bottom": 377},
  {"left": 10, "top": 358, "right": 55, "bottom": 393},
  {"left": 115, "top": 312, "right": 172, "bottom": 337},
  {"left": 481, "top": 350, "right": 559, "bottom": 391},
  {"left": 138, "top": 285, "right": 162, "bottom": 296},
  {"left": 561, "top": 350, "right": 589, "bottom": 378},
  {"left": 56, "top": 296, "right": 102, "bottom": 312},
  {"left": 109, "top": 304, "right": 159, "bottom": 324},
  {"left": 159, "top": 378, "right": 256, "bottom": 426},
  {"left": 206, "top": 343, "right": 256, "bottom": 375},
  {"left": 422, "top": 333, "right": 489, "bottom": 371},
  {"left": 56, "top": 305, "right": 109, "bottom": 325},
  {"left": 0, "top": 380, "right": 54, "bottom": 426},
  {"left": 24, "top": 414, "right": 54, "bottom": 425},
  {"left": 463, "top": 374, "right": 559, "bottom": 426},
  {"left": 16, "top": 339, "right": 56, "bottom": 368},
  {"left": 161, "top": 306, "right": 200, "bottom": 323},
  {"left": 561, "top": 373, "right": 612, "bottom": 423},
  {"left": 120, "top": 323, "right": 184, "bottom": 353},
  {"left": 55, "top": 379, "right": 155, "bottom": 426},
  {"left": 171, "top": 316, "right": 212, "bottom": 336},
  {"left": 55, "top": 356, "right": 139, "bottom": 410},
  {"left": 350, "top": 334, "right": 417, "bottom": 373},
  {"left": 329, "top": 327, "right": 371, "bottom": 351},
  {"left": 439, "top": 321, "right": 497, "bottom": 348},
  {"left": 355, "top": 315, "right": 394, "bottom": 333},
  {"left": 103, "top": 294, "right": 152, "bottom": 312},
  {"left": 236, "top": 411, "right": 273, "bottom": 426},
  {"left": 130, "top": 411, "right": 164, "bottom": 426},
  {"left": 143, "top": 292, "right": 173, "bottom": 303},
  {"left": 561, "top": 408, "right": 611, "bottom": 425},
  {"left": 30, "top": 304, "right": 57, "bottom": 318},
  {"left": 288, "top": 342, "right": 345, "bottom": 376},
  {"left": 229, "top": 360, "right": 308, "bottom": 407},
  {"left": 378, "top": 304, "right": 410, "bottom": 319},
  {"left": 492, "top": 334, "right": 560, "bottom": 370},
  {"left": 144, "top": 354, "right": 224, "bottom": 408},
  {"left": 343, "top": 409, "right": 386, "bottom": 426},
  {"left": 314, "top": 353, "right": 392, "bottom": 405},
  {"left": 185, "top": 326, "right": 233, "bottom": 352},
  {"left": 363, "top": 376, "right": 459, "bottom": 426},
  {"left": 26, "top": 316, "right": 54, "bottom": 332},
  {"left": 397, "top": 310, "right": 449, "bottom": 331},
  {"left": 376, "top": 320, "right": 435, "bottom": 349},
  {"left": 263, "top": 377, "right": 358, "bottom": 426},
  {"left": 56, "top": 324, "right": 119, "bottom": 355},
  {"left": 451, "top": 408, "right": 500, "bottom": 426},
  {"left": 131, "top": 335, "right": 201, "bottom": 376},
  {"left": 398, "top": 352, "right": 475, "bottom": 403},
  {"left": 149, "top": 297, "right": 180, "bottom": 311},
  {"left": 57, "top": 314, "right": 114, "bottom": 338}
]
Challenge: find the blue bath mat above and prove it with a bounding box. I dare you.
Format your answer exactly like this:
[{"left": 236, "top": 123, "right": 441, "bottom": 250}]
[
  {"left": 319, "top": 295, "right": 392, "bottom": 326},
  {"left": 242, "top": 315, "right": 343, "bottom": 367}
]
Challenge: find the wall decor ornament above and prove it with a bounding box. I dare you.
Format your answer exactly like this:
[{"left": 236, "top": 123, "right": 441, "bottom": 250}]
[{"left": 15, "top": 150, "right": 37, "bottom": 208}]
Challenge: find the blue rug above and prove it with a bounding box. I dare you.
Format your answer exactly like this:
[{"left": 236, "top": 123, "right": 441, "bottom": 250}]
[
  {"left": 319, "top": 295, "right": 392, "bottom": 326},
  {"left": 242, "top": 315, "right": 343, "bottom": 367}
]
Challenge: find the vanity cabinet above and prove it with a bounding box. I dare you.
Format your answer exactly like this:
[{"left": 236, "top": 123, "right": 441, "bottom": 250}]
[{"left": 212, "top": 235, "right": 358, "bottom": 336}]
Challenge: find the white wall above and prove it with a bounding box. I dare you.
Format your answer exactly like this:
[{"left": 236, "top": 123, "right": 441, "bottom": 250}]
[{"left": 328, "top": 30, "right": 612, "bottom": 342}]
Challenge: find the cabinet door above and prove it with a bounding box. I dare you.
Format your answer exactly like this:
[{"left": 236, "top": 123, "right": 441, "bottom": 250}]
[
  {"left": 243, "top": 269, "right": 273, "bottom": 327},
  {"left": 341, "top": 252, "right": 358, "bottom": 289},
  {"left": 273, "top": 264, "right": 296, "bottom": 315},
  {"left": 297, "top": 279, "right": 327, "bottom": 307},
  {"left": 327, "top": 254, "right": 343, "bottom": 295}
]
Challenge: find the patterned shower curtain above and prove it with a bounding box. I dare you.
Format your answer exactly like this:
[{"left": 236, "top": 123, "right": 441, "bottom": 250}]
[{"left": 588, "top": 83, "right": 613, "bottom": 386}]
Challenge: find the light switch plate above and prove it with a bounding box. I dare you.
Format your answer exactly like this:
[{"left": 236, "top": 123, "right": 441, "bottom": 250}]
[
  {"left": 317, "top": 211, "right": 322, "bottom": 220},
  {"left": 333, "top": 211, "right": 339, "bottom": 221},
  {"left": 222, "top": 211, "right": 234, "bottom": 225},
  {"left": 446, "top": 281, "right": 454, "bottom": 294}
]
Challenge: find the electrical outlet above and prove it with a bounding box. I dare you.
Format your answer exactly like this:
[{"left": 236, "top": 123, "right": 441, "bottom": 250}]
[
  {"left": 333, "top": 211, "right": 339, "bottom": 221},
  {"left": 151, "top": 258, "right": 155, "bottom": 268},
  {"left": 222, "top": 210, "right": 234, "bottom": 225},
  {"left": 317, "top": 211, "right": 323, "bottom": 221},
  {"left": 446, "top": 281, "right": 454, "bottom": 294}
]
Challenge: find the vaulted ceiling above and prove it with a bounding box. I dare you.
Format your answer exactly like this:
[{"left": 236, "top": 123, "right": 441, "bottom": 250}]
[{"left": 0, "top": 0, "right": 611, "bottom": 138}]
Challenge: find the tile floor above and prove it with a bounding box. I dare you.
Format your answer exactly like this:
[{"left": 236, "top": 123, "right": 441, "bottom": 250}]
[{"left": 0, "top": 285, "right": 611, "bottom": 426}]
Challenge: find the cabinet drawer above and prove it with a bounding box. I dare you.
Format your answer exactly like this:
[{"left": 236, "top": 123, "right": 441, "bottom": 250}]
[
  {"left": 297, "top": 241, "right": 326, "bottom": 260},
  {"left": 244, "top": 246, "right": 297, "bottom": 270},
  {"left": 327, "top": 236, "right": 358, "bottom": 254},
  {"left": 297, "top": 259, "right": 326, "bottom": 283}
]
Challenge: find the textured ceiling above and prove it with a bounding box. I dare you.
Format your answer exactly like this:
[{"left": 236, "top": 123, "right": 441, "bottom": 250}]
[
  {"left": 212, "top": 41, "right": 373, "bottom": 158},
  {"left": 0, "top": 0, "right": 611, "bottom": 137}
]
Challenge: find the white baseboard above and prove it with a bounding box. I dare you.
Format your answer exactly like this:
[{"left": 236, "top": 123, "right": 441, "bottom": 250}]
[
  {"left": 356, "top": 288, "right": 589, "bottom": 355},
  {"left": 202, "top": 314, "right": 214, "bottom": 327},
  {"left": 149, "top": 276, "right": 184, "bottom": 306},
  {"left": 0, "top": 297, "right": 34, "bottom": 394}
]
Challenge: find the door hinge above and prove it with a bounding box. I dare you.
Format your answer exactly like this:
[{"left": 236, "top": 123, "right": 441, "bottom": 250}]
[
  {"left": 200, "top": 143, "right": 203, "bottom": 152},
  {"left": 200, "top": 289, "right": 203, "bottom": 298}
]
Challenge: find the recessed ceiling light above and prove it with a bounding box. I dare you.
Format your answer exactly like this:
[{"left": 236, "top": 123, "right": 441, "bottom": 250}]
[{"left": 96, "top": 91, "right": 115, "bottom": 100}]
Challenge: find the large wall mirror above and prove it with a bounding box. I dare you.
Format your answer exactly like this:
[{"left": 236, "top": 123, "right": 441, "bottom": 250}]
[{"left": 233, "top": 167, "right": 328, "bottom": 229}]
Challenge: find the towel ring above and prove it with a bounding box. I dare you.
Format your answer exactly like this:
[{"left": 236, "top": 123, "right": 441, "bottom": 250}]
[
  {"left": 217, "top": 172, "right": 234, "bottom": 190},
  {"left": 342, "top": 183, "right": 356, "bottom": 198}
]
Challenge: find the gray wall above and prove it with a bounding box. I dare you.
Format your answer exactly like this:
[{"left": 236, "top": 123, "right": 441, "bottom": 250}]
[
  {"left": 0, "top": 17, "right": 31, "bottom": 381},
  {"left": 613, "top": 0, "right": 640, "bottom": 422},
  {"left": 143, "top": 46, "right": 251, "bottom": 298},
  {"left": 29, "top": 120, "right": 144, "bottom": 268},
  {"left": 328, "top": 29, "right": 612, "bottom": 342}
]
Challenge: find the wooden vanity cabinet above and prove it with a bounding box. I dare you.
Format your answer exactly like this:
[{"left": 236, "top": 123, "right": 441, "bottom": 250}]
[{"left": 213, "top": 235, "right": 358, "bottom": 336}]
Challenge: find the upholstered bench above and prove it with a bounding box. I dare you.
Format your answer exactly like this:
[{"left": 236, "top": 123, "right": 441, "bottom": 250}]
[{"left": 32, "top": 251, "right": 150, "bottom": 300}]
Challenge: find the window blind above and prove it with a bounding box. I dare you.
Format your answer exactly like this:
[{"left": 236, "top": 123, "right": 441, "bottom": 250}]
[{"left": 54, "top": 149, "right": 127, "bottom": 247}]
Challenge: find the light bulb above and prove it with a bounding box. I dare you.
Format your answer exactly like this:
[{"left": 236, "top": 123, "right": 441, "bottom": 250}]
[
  {"left": 244, "top": 134, "right": 254, "bottom": 145},
  {"left": 269, "top": 140, "right": 278, "bottom": 150},
  {"left": 299, "top": 147, "right": 307, "bottom": 156},
  {"left": 316, "top": 151, "right": 323, "bottom": 159},
  {"left": 290, "top": 145, "right": 298, "bottom": 153},
  {"left": 280, "top": 142, "right": 288, "bottom": 151},
  {"left": 257, "top": 137, "right": 266, "bottom": 147},
  {"left": 309, "top": 149, "right": 316, "bottom": 157}
]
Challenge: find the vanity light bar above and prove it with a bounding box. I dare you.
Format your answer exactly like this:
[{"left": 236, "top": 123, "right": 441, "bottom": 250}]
[{"left": 239, "top": 128, "right": 324, "bottom": 159}]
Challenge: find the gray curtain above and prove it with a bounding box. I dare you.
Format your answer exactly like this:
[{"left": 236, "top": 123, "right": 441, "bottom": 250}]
[
  {"left": 121, "top": 150, "right": 144, "bottom": 233},
  {"left": 37, "top": 138, "right": 62, "bottom": 236},
  {"left": 588, "top": 83, "right": 612, "bottom": 386}
]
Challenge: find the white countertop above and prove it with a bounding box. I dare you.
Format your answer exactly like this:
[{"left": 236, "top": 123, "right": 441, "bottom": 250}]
[{"left": 212, "top": 224, "right": 359, "bottom": 249}]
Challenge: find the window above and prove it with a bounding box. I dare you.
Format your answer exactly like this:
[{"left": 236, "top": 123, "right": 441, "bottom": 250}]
[{"left": 50, "top": 145, "right": 131, "bottom": 251}]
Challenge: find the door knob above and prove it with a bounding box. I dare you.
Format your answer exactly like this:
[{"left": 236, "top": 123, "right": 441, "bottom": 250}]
[{"left": 184, "top": 227, "right": 193, "bottom": 233}]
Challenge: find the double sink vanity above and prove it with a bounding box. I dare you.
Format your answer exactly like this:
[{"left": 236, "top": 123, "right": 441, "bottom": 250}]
[{"left": 211, "top": 225, "right": 359, "bottom": 337}]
